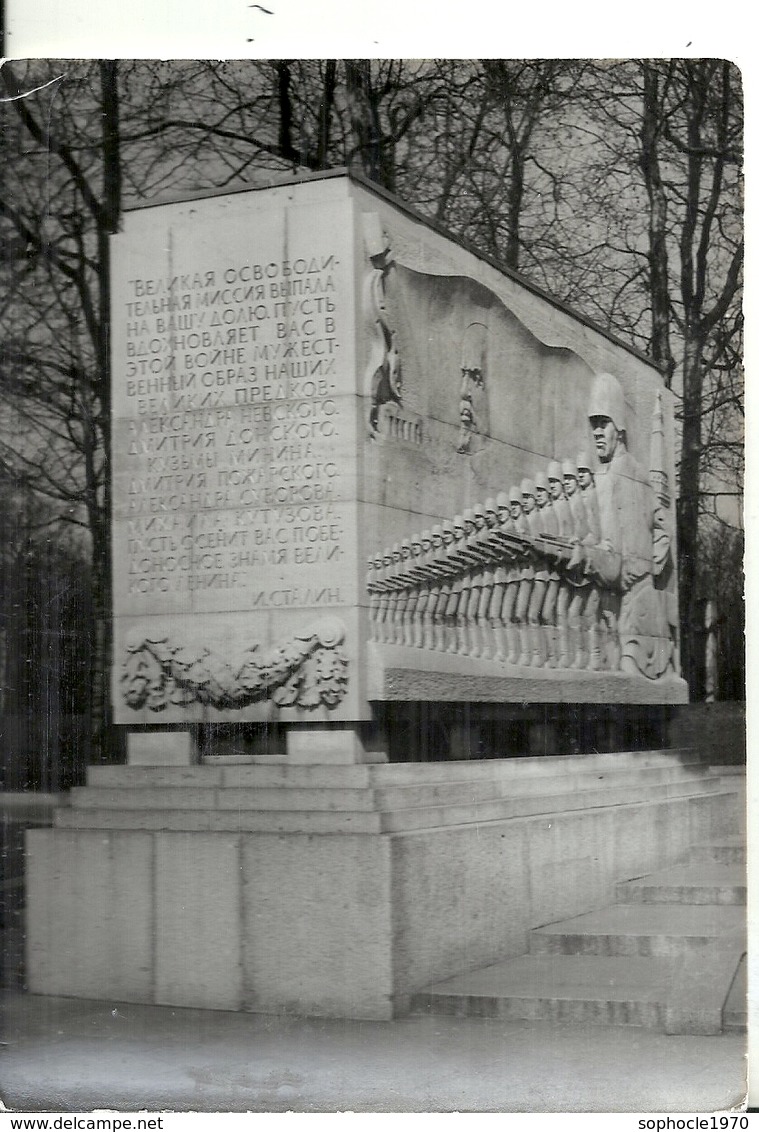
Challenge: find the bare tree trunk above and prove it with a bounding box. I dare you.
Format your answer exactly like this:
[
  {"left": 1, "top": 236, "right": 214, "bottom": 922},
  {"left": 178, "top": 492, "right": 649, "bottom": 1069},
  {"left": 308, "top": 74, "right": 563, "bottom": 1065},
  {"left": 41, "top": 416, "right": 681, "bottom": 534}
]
[
  {"left": 640, "top": 63, "right": 675, "bottom": 385},
  {"left": 504, "top": 144, "right": 524, "bottom": 271},
  {"left": 678, "top": 333, "right": 704, "bottom": 695},
  {"left": 275, "top": 61, "right": 298, "bottom": 167},
  {"left": 90, "top": 61, "right": 121, "bottom": 760},
  {"left": 316, "top": 60, "right": 337, "bottom": 168},
  {"left": 345, "top": 61, "right": 382, "bottom": 184}
]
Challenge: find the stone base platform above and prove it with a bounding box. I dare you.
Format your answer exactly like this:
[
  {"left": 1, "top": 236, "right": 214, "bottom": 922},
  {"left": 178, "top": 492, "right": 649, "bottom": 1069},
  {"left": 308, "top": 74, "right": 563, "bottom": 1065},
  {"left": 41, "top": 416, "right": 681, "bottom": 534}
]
[
  {"left": 25, "top": 750, "right": 742, "bottom": 1020},
  {"left": 367, "top": 644, "right": 689, "bottom": 704}
]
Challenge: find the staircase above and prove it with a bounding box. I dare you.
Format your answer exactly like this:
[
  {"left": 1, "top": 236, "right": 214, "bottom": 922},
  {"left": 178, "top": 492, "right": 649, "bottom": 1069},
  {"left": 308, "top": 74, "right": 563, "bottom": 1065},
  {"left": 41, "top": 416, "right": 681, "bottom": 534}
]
[{"left": 411, "top": 834, "right": 747, "bottom": 1035}]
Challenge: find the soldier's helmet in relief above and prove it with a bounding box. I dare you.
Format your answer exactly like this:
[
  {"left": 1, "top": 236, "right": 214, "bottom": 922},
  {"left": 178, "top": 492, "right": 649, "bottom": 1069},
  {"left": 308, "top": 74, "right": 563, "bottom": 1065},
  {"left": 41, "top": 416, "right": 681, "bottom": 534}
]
[{"left": 588, "top": 372, "right": 627, "bottom": 433}]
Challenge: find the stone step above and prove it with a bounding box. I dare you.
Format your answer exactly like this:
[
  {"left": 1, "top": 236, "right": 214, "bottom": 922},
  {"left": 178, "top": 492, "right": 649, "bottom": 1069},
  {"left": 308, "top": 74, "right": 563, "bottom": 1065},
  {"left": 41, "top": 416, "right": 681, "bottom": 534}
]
[
  {"left": 689, "top": 840, "right": 746, "bottom": 866},
  {"left": 370, "top": 749, "right": 703, "bottom": 786},
  {"left": 410, "top": 954, "right": 675, "bottom": 1028},
  {"left": 723, "top": 953, "right": 747, "bottom": 1033},
  {"left": 714, "top": 775, "right": 746, "bottom": 791},
  {"left": 58, "top": 778, "right": 728, "bottom": 833},
  {"left": 87, "top": 764, "right": 373, "bottom": 789},
  {"left": 85, "top": 751, "right": 708, "bottom": 793},
  {"left": 379, "top": 780, "right": 725, "bottom": 833},
  {"left": 74, "top": 768, "right": 723, "bottom": 816},
  {"left": 54, "top": 806, "right": 382, "bottom": 834},
  {"left": 529, "top": 903, "right": 746, "bottom": 959},
  {"left": 70, "top": 785, "right": 378, "bottom": 812},
  {"left": 71, "top": 786, "right": 217, "bottom": 810},
  {"left": 616, "top": 865, "right": 746, "bottom": 906},
  {"left": 371, "top": 766, "right": 719, "bottom": 811}
]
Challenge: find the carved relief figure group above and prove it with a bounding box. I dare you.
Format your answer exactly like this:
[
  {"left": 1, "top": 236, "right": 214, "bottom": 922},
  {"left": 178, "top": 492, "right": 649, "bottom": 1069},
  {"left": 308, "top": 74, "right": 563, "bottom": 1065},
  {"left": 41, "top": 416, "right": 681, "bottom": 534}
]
[
  {"left": 367, "top": 456, "right": 606, "bottom": 671},
  {"left": 368, "top": 373, "right": 678, "bottom": 681}
]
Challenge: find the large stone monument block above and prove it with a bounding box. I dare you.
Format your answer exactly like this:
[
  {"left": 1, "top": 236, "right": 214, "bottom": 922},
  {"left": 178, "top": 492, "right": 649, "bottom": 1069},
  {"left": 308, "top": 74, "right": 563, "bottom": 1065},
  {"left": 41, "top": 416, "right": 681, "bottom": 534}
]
[{"left": 111, "top": 171, "right": 686, "bottom": 732}]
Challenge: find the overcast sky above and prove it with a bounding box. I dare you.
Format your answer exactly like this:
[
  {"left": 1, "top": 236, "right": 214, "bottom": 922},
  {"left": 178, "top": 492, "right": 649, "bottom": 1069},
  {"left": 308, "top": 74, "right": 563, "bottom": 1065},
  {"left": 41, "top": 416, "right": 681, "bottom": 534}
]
[{"left": 3, "top": 0, "right": 752, "bottom": 62}]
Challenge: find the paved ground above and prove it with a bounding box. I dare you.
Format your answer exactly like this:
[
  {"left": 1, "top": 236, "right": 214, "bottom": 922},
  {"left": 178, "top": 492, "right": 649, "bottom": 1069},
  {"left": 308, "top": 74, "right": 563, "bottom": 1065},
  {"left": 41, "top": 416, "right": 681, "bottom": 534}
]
[{"left": 0, "top": 991, "right": 747, "bottom": 1113}]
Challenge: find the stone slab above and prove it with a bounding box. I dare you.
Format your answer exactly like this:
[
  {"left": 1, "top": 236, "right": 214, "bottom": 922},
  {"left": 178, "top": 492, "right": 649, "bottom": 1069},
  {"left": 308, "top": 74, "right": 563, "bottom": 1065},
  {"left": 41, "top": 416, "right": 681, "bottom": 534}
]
[
  {"left": 212, "top": 749, "right": 702, "bottom": 790},
  {"left": 379, "top": 781, "right": 723, "bottom": 835},
  {"left": 54, "top": 806, "right": 381, "bottom": 834},
  {"left": 52, "top": 772, "right": 723, "bottom": 840},
  {"left": 200, "top": 755, "right": 263, "bottom": 764},
  {"left": 54, "top": 807, "right": 213, "bottom": 831},
  {"left": 723, "top": 952, "right": 747, "bottom": 1032},
  {"left": 88, "top": 764, "right": 223, "bottom": 787},
  {"left": 155, "top": 832, "right": 243, "bottom": 1010},
  {"left": 371, "top": 766, "right": 715, "bottom": 810},
  {"left": 241, "top": 833, "right": 394, "bottom": 1019},
  {"left": 70, "top": 786, "right": 218, "bottom": 809},
  {"left": 529, "top": 903, "right": 746, "bottom": 958},
  {"left": 411, "top": 954, "right": 674, "bottom": 1027},
  {"left": 127, "top": 730, "right": 195, "bottom": 765},
  {"left": 373, "top": 772, "right": 719, "bottom": 814},
  {"left": 53, "top": 782, "right": 722, "bottom": 837},
  {"left": 368, "top": 648, "right": 689, "bottom": 704},
  {"left": 688, "top": 790, "right": 747, "bottom": 844},
  {"left": 390, "top": 820, "right": 534, "bottom": 998},
  {"left": 285, "top": 725, "right": 387, "bottom": 765},
  {"left": 219, "top": 763, "right": 372, "bottom": 788},
  {"left": 25, "top": 828, "right": 154, "bottom": 1001},
  {"left": 616, "top": 864, "right": 747, "bottom": 905},
  {"left": 214, "top": 786, "right": 377, "bottom": 811},
  {"left": 367, "top": 749, "right": 701, "bottom": 784},
  {"left": 418, "top": 953, "right": 675, "bottom": 997},
  {"left": 208, "top": 810, "right": 382, "bottom": 834},
  {"left": 690, "top": 840, "right": 746, "bottom": 866},
  {"left": 68, "top": 757, "right": 721, "bottom": 817},
  {"left": 664, "top": 926, "right": 746, "bottom": 1035}
]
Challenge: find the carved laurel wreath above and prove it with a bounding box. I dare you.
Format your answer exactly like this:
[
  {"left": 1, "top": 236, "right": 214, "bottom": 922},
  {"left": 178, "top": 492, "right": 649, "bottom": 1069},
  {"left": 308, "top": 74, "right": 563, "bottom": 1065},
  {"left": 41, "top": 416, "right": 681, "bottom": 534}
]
[{"left": 121, "top": 618, "right": 349, "bottom": 712}]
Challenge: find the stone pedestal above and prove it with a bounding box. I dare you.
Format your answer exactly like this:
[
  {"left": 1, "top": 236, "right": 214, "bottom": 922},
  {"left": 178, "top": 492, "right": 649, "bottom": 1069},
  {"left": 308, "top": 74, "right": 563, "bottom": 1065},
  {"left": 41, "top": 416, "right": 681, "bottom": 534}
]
[{"left": 25, "top": 749, "right": 742, "bottom": 1019}]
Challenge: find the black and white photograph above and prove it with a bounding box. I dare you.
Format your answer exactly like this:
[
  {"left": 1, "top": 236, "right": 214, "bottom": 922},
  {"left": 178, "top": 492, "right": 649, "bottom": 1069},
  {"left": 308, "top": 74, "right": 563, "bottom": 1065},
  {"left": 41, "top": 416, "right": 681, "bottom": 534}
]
[{"left": 0, "top": 13, "right": 750, "bottom": 1116}]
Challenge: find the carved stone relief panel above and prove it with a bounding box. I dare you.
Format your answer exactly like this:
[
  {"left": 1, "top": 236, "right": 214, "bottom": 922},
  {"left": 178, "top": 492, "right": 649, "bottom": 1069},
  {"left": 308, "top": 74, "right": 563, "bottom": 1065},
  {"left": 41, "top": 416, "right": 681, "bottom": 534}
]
[{"left": 111, "top": 175, "right": 686, "bottom": 719}]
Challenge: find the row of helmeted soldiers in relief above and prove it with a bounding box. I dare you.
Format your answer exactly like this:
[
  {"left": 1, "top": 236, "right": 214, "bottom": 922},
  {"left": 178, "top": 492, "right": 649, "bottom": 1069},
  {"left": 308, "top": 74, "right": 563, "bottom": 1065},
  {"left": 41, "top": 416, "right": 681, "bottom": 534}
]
[{"left": 366, "top": 455, "right": 613, "bottom": 670}]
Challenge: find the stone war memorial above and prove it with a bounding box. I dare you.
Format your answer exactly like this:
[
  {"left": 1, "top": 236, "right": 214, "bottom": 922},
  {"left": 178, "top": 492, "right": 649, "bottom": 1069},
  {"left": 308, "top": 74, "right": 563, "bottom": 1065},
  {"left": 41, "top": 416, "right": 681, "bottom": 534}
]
[{"left": 25, "top": 172, "right": 743, "bottom": 1024}]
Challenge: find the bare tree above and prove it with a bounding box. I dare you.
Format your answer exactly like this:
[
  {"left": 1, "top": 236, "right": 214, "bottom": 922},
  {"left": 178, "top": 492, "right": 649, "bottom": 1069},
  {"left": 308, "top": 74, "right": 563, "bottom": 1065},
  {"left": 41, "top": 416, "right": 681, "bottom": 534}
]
[{"left": 568, "top": 61, "right": 743, "bottom": 689}]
